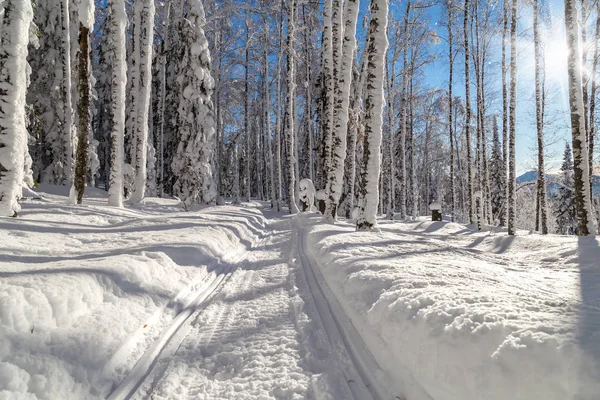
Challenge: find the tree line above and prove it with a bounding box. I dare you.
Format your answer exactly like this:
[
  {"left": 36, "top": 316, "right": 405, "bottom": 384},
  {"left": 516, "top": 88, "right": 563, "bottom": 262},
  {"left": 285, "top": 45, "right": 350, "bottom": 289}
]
[{"left": 0, "top": 0, "right": 597, "bottom": 235}]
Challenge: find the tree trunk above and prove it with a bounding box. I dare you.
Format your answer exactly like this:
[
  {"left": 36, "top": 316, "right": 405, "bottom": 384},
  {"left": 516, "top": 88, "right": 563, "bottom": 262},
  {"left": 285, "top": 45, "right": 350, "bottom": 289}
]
[
  {"left": 500, "top": 0, "right": 509, "bottom": 226},
  {"left": 564, "top": 0, "right": 596, "bottom": 235},
  {"left": 325, "top": 0, "right": 359, "bottom": 220},
  {"left": 464, "top": 0, "right": 474, "bottom": 224},
  {"left": 507, "top": 0, "right": 517, "bottom": 235},
  {"left": 0, "top": 0, "right": 33, "bottom": 217},
  {"left": 448, "top": 3, "right": 455, "bottom": 222},
  {"left": 108, "top": 0, "right": 127, "bottom": 207},
  {"left": 357, "top": 0, "right": 388, "bottom": 230},
  {"left": 533, "top": 0, "right": 548, "bottom": 234},
  {"left": 74, "top": 23, "right": 91, "bottom": 204},
  {"left": 285, "top": 0, "right": 299, "bottom": 214}
]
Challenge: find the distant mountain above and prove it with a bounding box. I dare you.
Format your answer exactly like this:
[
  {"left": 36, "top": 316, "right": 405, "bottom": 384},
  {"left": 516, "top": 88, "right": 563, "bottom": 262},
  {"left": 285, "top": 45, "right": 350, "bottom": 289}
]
[{"left": 516, "top": 171, "right": 600, "bottom": 197}]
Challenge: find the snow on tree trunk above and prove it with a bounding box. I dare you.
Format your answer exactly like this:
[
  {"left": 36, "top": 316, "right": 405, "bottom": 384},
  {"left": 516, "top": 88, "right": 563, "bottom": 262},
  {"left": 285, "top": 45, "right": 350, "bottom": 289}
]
[
  {"left": 60, "top": 0, "right": 75, "bottom": 196},
  {"left": 275, "top": 13, "right": 283, "bottom": 211},
  {"left": 507, "top": 0, "right": 517, "bottom": 235},
  {"left": 285, "top": 0, "right": 299, "bottom": 214},
  {"left": 73, "top": 2, "right": 93, "bottom": 205},
  {"left": 129, "top": 0, "right": 154, "bottom": 203},
  {"left": 107, "top": 0, "right": 127, "bottom": 207},
  {"left": 321, "top": 0, "right": 334, "bottom": 191},
  {"left": 325, "top": 0, "right": 359, "bottom": 221},
  {"left": 448, "top": 1, "right": 455, "bottom": 223},
  {"left": 463, "top": 0, "right": 474, "bottom": 225},
  {"left": 533, "top": 0, "right": 548, "bottom": 234},
  {"left": 356, "top": 0, "right": 388, "bottom": 230},
  {"left": 500, "top": 0, "right": 509, "bottom": 227},
  {"left": 564, "top": 0, "right": 596, "bottom": 235},
  {"left": 265, "top": 28, "right": 276, "bottom": 208},
  {"left": 589, "top": 2, "right": 600, "bottom": 206},
  {"left": 0, "top": 0, "right": 33, "bottom": 217},
  {"left": 171, "top": 0, "right": 216, "bottom": 207}
]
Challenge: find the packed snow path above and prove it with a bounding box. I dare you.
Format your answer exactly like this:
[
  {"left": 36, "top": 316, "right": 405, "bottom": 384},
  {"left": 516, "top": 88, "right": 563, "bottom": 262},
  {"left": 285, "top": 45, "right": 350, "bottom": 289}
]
[
  {"left": 120, "top": 210, "right": 391, "bottom": 400},
  {"left": 1, "top": 186, "right": 397, "bottom": 400}
]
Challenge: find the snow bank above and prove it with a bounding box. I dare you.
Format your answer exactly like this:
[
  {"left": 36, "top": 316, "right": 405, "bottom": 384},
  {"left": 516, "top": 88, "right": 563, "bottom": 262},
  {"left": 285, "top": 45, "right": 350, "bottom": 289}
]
[
  {"left": 0, "top": 186, "right": 265, "bottom": 399},
  {"left": 300, "top": 215, "right": 600, "bottom": 400}
]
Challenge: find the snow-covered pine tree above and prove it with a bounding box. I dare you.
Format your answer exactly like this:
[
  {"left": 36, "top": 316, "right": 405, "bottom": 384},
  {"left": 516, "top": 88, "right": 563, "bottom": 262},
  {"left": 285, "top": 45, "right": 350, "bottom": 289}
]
[
  {"left": 0, "top": 0, "right": 34, "bottom": 217},
  {"left": 564, "top": 0, "right": 596, "bottom": 235},
  {"left": 73, "top": 0, "right": 94, "bottom": 204},
  {"left": 489, "top": 115, "right": 504, "bottom": 223},
  {"left": 107, "top": 0, "right": 127, "bottom": 207},
  {"left": 356, "top": 0, "right": 388, "bottom": 230},
  {"left": 325, "top": 0, "right": 359, "bottom": 221},
  {"left": 171, "top": 0, "right": 217, "bottom": 207},
  {"left": 284, "top": 0, "right": 299, "bottom": 214},
  {"left": 555, "top": 142, "right": 577, "bottom": 234},
  {"left": 129, "top": 0, "right": 155, "bottom": 203}
]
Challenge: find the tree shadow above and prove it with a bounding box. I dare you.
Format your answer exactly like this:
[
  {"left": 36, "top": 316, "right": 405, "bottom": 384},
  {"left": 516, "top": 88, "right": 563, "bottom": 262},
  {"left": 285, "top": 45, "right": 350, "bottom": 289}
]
[{"left": 576, "top": 236, "right": 600, "bottom": 398}]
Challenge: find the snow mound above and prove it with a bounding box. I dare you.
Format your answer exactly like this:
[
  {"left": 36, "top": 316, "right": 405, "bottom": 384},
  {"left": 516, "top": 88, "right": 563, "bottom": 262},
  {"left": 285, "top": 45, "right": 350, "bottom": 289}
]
[
  {"left": 0, "top": 186, "right": 265, "bottom": 399},
  {"left": 300, "top": 215, "right": 600, "bottom": 400}
]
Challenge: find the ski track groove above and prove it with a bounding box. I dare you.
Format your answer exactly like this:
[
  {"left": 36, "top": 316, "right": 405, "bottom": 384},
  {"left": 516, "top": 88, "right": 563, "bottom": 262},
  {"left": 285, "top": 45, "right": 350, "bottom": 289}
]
[
  {"left": 109, "top": 210, "right": 394, "bottom": 400},
  {"left": 106, "top": 234, "right": 269, "bottom": 400},
  {"left": 295, "top": 219, "right": 403, "bottom": 400}
]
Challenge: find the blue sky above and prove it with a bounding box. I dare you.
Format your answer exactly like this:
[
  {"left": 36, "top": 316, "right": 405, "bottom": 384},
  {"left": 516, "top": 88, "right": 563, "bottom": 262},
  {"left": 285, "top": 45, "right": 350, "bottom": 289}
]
[{"left": 356, "top": 0, "right": 577, "bottom": 176}]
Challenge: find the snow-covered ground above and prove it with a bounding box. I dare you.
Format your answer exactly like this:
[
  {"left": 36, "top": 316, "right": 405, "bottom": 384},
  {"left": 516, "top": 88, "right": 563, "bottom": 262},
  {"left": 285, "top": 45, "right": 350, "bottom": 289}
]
[
  {"left": 299, "top": 215, "right": 600, "bottom": 400},
  {"left": 1, "top": 187, "right": 384, "bottom": 399},
  {"left": 2, "top": 186, "right": 599, "bottom": 399}
]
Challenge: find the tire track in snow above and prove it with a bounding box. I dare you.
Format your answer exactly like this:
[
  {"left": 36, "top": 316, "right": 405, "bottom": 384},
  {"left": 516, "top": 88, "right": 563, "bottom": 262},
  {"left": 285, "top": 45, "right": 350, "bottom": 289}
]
[{"left": 106, "top": 237, "right": 267, "bottom": 400}]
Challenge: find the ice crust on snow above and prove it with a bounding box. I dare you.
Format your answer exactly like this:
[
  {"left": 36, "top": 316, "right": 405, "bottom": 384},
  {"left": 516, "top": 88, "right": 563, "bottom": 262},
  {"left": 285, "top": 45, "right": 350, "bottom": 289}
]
[{"left": 301, "top": 215, "right": 600, "bottom": 400}]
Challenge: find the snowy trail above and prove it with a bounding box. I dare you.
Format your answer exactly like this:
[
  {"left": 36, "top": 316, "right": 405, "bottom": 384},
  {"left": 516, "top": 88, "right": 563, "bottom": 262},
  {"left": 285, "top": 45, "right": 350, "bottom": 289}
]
[
  {"left": 129, "top": 210, "right": 389, "bottom": 400},
  {"left": 294, "top": 221, "right": 401, "bottom": 400},
  {"left": 106, "top": 237, "right": 264, "bottom": 400}
]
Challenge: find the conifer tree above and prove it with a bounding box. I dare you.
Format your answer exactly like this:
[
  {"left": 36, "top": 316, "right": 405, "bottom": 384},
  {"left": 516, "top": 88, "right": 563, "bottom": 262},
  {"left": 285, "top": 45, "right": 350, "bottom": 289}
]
[{"left": 171, "top": 0, "right": 217, "bottom": 207}]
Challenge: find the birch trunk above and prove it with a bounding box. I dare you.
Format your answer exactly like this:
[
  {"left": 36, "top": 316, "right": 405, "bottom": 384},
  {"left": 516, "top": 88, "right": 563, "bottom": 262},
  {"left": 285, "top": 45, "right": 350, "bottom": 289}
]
[
  {"left": 325, "top": 0, "right": 359, "bottom": 220},
  {"left": 285, "top": 0, "right": 299, "bottom": 214},
  {"left": 357, "top": 0, "right": 388, "bottom": 230},
  {"left": 108, "top": 0, "right": 127, "bottom": 207},
  {"left": 564, "top": 0, "right": 596, "bottom": 235},
  {"left": 507, "top": 0, "right": 517, "bottom": 235},
  {"left": 533, "top": 0, "right": 548, "bottom": 234},
  {"left": 464, "top": 0, "right": 474, "bottom": 224}
]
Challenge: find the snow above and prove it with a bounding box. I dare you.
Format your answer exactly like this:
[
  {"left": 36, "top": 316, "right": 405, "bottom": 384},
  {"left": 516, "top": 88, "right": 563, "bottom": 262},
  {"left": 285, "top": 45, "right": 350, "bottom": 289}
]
[
  {"left": 0, "top": 0, "right": 34, "bottom": 217},
  {"left": 300, "top": 215, "right": 600, "bottom": 400},
  {"left": 3, "top": 186, "right": 600, "bottom": 400},
  {"left": 0, "top": 186, "right": 264, "bottom": 399},
  {"left": 78, "top": 0, "right": 95, "bottom": 29}
]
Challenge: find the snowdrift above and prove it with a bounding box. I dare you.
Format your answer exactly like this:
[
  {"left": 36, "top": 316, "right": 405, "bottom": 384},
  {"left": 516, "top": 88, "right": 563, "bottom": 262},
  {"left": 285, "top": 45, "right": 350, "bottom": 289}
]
[
  {"left": 0, "top": 186, "right": 264, "bottom": 399},
  {"left": 300, "top": 215, "right": 600, "bottom": 400}
]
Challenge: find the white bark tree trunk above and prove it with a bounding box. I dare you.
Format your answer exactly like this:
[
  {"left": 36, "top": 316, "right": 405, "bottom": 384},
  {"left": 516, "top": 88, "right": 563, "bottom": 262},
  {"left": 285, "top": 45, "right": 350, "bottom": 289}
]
[{"left": 356, "top": 0, "right": 388, "bottom": 230}]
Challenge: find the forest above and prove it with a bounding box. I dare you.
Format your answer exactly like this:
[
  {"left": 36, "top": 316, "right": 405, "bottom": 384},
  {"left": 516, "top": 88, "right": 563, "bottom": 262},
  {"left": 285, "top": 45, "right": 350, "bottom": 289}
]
[{"left": 0, "top": 0, "right": 598, "bottom": 236}]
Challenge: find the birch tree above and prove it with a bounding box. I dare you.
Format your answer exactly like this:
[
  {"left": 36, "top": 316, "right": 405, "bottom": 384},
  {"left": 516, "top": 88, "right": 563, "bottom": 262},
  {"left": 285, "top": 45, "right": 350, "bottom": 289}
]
[
  {"left": 507, "top": 0, "right": 517, "bottom": 235},
  {"left": 533, "top": 0, "right": 548, "bottom": 233},
  {"left": 285, "top": 0, "right": 299, "bottom": 214},
  {"left": 357, "top": 0, "right": 388, "bottom": 230},
  {"left": 325, "top": 0, "right": 359, "bottom": 220},
  {"left": 107, "top": 0, "right": 127, "bottom": 207},
  {"left": 463, "top": 0, "right": 473, "bottom": 224},
  {"left": 129, "top": 0, "right": 155, "bottom": 203},
  {"left": 564, "top": 0, "right": 596, "bottom": 235}
]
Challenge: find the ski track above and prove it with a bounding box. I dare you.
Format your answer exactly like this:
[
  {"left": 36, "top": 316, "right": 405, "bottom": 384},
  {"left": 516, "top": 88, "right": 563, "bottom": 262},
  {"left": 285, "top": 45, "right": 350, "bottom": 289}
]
[{"left": 120, "top": 211, "right": 387, "bottom": 400}]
